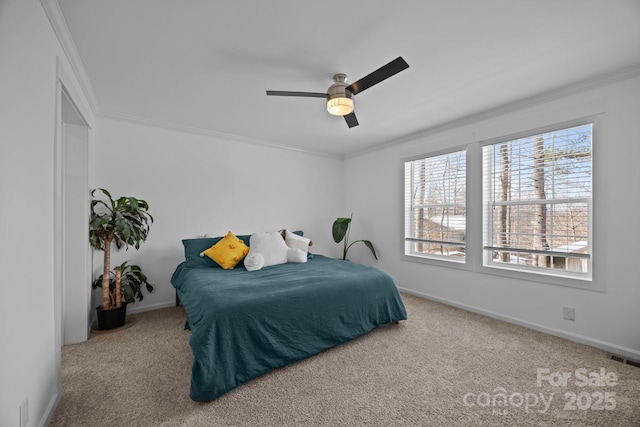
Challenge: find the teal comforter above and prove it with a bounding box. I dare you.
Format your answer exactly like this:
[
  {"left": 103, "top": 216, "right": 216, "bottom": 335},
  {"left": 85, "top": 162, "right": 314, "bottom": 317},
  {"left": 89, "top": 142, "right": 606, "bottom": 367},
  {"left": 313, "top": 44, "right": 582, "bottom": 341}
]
[{"left": 171, "top": 254, "right": 407, "bottom": 402}]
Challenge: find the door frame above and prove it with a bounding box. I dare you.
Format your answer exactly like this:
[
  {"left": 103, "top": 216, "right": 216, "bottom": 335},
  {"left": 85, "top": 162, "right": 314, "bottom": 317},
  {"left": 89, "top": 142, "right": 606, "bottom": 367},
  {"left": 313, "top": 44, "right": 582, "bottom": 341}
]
[{"left": 53, "top": 57, "right": 94, "bottom": 388}]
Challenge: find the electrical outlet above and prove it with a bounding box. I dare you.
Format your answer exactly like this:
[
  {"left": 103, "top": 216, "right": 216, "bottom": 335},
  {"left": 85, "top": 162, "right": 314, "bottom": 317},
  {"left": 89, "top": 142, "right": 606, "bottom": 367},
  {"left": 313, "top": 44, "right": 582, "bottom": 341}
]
[
  {"left": 563, "top": 306, "right": 575, "bottom": 321},
  {"left": 20, "top": 397, "right": 28, "bottom": 427}
]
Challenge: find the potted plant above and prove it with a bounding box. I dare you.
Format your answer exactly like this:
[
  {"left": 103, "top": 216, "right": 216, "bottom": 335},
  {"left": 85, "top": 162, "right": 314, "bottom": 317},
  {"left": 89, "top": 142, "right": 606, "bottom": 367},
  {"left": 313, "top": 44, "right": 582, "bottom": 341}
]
[
  {"left": 91, "top": 261, "right": 153, "bottom": 329},
  {"left": 332, "top": 214, "right": 378, "bottom": 261},
  {"left": 89, "top": 188, "right": 153, "bottom": 330}
]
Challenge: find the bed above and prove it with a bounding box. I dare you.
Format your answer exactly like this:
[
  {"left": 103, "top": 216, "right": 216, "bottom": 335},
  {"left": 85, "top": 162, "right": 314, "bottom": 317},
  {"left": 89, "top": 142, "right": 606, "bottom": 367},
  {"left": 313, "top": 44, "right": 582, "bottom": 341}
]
[{"left": 171, "top": 234, "right": 407, "bottom": 402}]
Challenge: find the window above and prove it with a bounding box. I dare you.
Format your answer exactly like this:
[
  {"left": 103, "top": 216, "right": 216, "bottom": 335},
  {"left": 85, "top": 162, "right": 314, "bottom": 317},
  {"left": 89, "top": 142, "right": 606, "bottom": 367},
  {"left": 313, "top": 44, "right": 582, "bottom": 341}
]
[
  {"left": 482, "top": 123, "right": 592, "bottom": 279},
  {"left": 404, "top": 149, "right": 466, "bottom": 262}
]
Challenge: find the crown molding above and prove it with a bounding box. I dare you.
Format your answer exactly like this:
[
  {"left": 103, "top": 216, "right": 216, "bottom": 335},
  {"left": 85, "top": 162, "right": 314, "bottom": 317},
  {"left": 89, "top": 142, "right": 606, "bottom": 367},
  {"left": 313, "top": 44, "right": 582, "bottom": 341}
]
[
  {"left": 98, "top": 110, "right": 342, "bottom": 160},
  {"left": 40, "top": 0, "right": 99, "bottom": 114},
  {"left": 346, "top": 63, "right": 640, "bottom": 159}
]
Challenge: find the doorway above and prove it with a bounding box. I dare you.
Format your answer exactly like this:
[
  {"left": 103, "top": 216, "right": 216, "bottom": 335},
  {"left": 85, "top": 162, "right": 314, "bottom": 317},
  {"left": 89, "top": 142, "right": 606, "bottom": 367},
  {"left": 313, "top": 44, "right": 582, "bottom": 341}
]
[{"left": 59, "top": 89, "right": 90, "bottom": 345}]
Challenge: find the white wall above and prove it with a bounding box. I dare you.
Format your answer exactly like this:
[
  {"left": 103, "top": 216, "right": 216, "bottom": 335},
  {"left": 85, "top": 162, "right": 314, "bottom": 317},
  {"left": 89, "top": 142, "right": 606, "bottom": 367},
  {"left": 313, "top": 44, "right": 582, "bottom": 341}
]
[
  {"left": 344, "top": 72, "right": 640, "bottom": 359},
  {"left": 0, "top": 1, "right": 94, "bottom": 426},
  {"left": 94, "top": 117, "right": 345, "bottom": 313}
]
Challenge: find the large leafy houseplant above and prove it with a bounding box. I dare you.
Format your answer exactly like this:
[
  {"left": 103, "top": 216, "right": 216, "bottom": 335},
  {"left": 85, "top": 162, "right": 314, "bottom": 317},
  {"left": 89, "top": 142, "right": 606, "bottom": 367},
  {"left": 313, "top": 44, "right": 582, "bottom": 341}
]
[
  {"left": 332, "top": 214, "right": 378, "bottom": 261},
  {"left": 89, "top": 188, "right": 153, "bottom": 311}
]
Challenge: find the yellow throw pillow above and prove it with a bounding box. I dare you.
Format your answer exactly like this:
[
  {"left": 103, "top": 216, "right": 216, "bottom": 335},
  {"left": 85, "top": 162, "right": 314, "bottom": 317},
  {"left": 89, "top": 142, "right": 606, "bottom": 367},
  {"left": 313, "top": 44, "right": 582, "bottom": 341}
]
[{"left": 201, "top": 231, "right": 249, "bottom": 269}]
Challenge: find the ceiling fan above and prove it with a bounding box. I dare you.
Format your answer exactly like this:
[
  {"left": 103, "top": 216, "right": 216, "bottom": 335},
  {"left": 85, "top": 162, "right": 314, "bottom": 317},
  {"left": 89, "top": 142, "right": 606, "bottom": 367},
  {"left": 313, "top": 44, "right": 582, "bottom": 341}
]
[{"left": 266, "top": 56, "right": 409, "bottom": 128}]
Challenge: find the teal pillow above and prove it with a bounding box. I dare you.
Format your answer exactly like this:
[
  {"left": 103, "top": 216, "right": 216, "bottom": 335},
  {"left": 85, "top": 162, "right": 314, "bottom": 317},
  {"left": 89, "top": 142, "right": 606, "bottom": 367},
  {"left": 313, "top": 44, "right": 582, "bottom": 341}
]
[{"left": 182, "top": 237, "right": 222, "bottom": 268}]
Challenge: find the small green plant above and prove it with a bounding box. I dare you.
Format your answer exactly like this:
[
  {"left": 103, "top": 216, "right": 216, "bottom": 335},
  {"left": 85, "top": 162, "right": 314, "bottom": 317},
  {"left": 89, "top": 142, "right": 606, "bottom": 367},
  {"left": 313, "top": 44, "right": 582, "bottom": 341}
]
[
  {"left": 92, "top": 261, "right": 153, "bottom": 307},
  {"left": 332, "top": 214, "right": 378, "bottom": 261}
]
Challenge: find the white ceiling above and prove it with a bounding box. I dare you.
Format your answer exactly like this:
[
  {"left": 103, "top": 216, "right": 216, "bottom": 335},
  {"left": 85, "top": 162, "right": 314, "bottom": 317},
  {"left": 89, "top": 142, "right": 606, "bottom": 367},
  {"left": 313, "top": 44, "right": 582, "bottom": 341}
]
[{"left": 56, "top": 0, "right": 640, "bottom": 157}]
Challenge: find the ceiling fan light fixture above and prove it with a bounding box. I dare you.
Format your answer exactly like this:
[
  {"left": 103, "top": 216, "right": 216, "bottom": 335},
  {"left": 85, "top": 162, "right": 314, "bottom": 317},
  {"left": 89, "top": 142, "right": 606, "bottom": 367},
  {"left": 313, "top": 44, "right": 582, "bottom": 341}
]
[
  {"left": 327, "top": 96, "right": 354, "bottom": 116},
  {"left": 326, "top": 73, "right": 354, "bottom": 116}
]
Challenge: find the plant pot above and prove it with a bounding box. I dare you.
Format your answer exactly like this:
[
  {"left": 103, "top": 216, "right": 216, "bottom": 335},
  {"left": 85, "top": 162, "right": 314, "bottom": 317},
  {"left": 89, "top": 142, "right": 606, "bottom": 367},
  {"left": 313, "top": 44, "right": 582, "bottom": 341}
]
[{"left": 96, "top": 303, "right": 127, "bottom": 330}]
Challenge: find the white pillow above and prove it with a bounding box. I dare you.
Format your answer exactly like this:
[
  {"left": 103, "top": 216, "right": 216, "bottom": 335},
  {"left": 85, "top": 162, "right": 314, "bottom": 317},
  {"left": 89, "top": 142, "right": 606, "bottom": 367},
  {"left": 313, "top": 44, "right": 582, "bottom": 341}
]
[
  {"left": 247, "top": 231, "right": 289, "bottom": 268},
  {"left": 244, "top": 252, "right": 265, "bottom": 271},
  {"left": 287, "top": 247, "right": 307, "bottom": 264},
  {"left": 285, "top": 230, "right": 311, "bottom": 254}
]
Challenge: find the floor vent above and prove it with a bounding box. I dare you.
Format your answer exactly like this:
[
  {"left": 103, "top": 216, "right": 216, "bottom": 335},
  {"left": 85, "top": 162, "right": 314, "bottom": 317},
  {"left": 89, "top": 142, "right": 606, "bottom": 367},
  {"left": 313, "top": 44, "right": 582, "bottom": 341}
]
[
  {"left": 608, "top": 353, "right": 640, "bottom": 368},
  {"left": 627, "top": 359, "right": 640, "bottom": 368}
]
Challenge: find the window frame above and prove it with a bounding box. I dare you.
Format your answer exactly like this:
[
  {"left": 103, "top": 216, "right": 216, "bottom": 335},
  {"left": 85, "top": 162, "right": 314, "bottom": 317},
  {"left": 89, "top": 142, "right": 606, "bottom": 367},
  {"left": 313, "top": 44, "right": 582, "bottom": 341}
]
[
  {"left": 478, "top": 117, "right": 596, "bottom": 286},
  {"left": 402, "top": 145, "right": 472, "bottom": 269}
]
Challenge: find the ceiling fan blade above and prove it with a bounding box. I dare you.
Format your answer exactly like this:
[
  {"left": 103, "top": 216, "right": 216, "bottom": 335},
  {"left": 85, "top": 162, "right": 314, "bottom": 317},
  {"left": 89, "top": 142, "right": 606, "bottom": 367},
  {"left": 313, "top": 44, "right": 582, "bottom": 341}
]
[
  {"left": 346, "top": 56, "right": 409, "bottom": 95},
  {"left": 344, "top": 112, "right": 359, "bottom": 128},
  {"left": 266, "top": 90, "right": 327, "bottom": 98}
]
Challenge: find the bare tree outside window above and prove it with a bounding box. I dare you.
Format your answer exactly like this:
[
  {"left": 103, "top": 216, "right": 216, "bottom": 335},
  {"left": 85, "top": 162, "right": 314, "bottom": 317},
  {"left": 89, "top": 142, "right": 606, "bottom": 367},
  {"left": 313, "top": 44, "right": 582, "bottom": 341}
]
[
  {"left": 533, "top": 135, "right": 549, "bottom": 267},
  {"left": 498, "top": 143, "right": 511, "bottom": 263}
]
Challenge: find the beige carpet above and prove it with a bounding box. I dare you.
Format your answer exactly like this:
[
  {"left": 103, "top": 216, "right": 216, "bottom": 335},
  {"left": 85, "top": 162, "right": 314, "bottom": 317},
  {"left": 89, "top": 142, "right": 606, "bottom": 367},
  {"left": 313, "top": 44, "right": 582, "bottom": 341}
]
[{"left": 50, "top": 294, "right": 640, "bottom": 426}]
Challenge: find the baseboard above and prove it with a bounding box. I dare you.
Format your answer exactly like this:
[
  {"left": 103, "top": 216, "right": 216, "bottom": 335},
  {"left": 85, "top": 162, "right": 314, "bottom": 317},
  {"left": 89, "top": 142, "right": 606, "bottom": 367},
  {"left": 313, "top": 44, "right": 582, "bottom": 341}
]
[
  {"left": 398, "top": 287, "right": 640, "bottom": 361},
  {"left": 40, "top": 392, "right": 60, "bottom": 427},
  {"left": 126, "top": 301, "right": 177, "bottom": 315}
]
